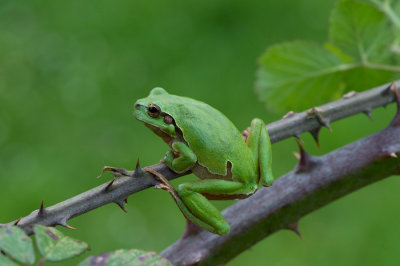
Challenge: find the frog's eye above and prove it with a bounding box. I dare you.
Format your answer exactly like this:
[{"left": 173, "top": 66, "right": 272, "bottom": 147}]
[{"left": 147, "top": 104, "right": 161, "bottom": 118}]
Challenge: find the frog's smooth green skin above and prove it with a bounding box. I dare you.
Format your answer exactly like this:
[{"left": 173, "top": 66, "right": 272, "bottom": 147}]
[{"left": 134, "top": 87, "right": 273, "bottom": 235}]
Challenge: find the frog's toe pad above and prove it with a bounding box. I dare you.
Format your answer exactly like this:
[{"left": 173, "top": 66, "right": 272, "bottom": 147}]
[
  {"left": 215, "top": 223, "right": 230, "bottom": 236},
  {"left": 98, "top": 166, "right": 130, "bottom": 178},
  {"left": 154, "top": 183, "right": 170, "bottom": 190}
]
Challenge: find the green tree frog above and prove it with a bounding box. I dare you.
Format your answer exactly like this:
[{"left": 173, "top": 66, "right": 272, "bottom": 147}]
[{"left": 134, "top": 88, "right": 273, "bottom": 235}]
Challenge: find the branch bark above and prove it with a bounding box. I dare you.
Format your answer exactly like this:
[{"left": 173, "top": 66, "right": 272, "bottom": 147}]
[{"left": 0, "top": 82, "right": 399, "bottom": 259}]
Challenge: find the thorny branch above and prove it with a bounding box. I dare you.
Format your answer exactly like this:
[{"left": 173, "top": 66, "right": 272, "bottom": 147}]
[{"left": 0, "top": 82, "right": 399, "bottom": 263}]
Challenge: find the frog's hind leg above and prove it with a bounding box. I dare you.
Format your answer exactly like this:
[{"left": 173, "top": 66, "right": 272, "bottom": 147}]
[
  {"left": 146, "top": 166, "right": 254, "bottom": 235},
  {"left": 146, "top": 167, "right": 225, "bottom": 234},
  {"left": 246, "top": 118, "right": 274, "bottom": 186},
  {"left": 175, "top": 179, "right": 257, "bottom": 235}
]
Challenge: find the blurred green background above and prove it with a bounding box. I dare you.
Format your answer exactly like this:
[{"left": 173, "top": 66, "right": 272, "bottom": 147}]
[{"left": 1, "top": 0, "right": 399, "bottom": 265}]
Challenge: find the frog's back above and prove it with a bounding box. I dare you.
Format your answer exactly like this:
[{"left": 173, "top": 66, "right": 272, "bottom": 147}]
[{"left": 158, "top": 95, "right": 254, "bottom": 177}]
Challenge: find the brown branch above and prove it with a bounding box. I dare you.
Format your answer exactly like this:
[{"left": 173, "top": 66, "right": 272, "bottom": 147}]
[{"left": 0, "top": 81, "right": 398, "bottom": 240}]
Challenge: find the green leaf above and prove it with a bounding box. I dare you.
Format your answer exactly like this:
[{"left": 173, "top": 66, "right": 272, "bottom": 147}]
[
  {"left": 330, "top": 0, "right": 393, "bottom": 64},
  {"left": 255, "top": 41, "right": 347, "bottom": 111},
  {"left": 0, "top": 253, "right": 18, "bottom": 266},
  {"left": 78, "top": 249, "right": 173, "bottom": 266},
  {"left": 363, "top": 0, "right": 400, "bottom": 55},
  {"left": 256, "top": 0, "right": 400, "bottom": 112},
  {"left": 355, "top": 0, "right": 400, "bottom": 28},
  {"left": 392, "top": 1, "right": 400, "bottom": 53},
  {"left": 34, "top": 224, "right": 89, "bottom": 262},
  {"left": 0, "top": 226, "right": 35, "bottom": 264},
  {"left": 343, "top": 66, "right": 394, "bottom": 91}
]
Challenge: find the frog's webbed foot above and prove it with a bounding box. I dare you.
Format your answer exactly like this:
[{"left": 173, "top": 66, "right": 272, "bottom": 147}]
[
  {"left": 97, "top": 166, "right": 132, "bottom": 179},
  {"left": 154, "top": 183, "right": 170, "bottom": 190},
  {"left": 145, "top": 167, "right": 236, "bottom": 235},
  {"left": 145, "top": 167, "right": 179, "bottom": 199}
]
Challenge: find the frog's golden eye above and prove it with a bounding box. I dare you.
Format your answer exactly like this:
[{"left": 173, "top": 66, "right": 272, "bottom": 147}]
[{"left": 147, "top": 104, "right": 161, "bottom": 118}]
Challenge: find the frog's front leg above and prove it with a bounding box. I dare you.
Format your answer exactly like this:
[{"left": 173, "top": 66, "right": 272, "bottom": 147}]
[
  {"left": 163, "top": 141, "right": 197, "bottom": 173},
  {"left": 246, "top": 118, "right": 274, "bottom": 186}
]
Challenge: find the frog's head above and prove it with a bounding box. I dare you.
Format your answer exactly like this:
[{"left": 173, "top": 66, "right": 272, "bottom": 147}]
[{"left": 134, "top": 87, "right": 177, "bottom": 139}]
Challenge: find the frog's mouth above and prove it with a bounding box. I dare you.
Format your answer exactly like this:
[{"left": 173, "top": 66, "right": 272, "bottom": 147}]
[{"left": 143, "top": 123, "right": 173, "bottom": 144}]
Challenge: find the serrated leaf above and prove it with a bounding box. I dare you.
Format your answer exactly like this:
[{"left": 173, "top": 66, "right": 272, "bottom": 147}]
[
  {"left": 34, "top": 224, "right": 89, "bottom": 262},
  {"left": 393, "top": 1, "right": 400, "bottom": 54},
  {"left": 78, "top": 249, "right": 173, "bottom": 266},
  {"left": 0, "top": 226, "right": 35, "bottom": 264},
  {"left": 256, "top": 0, "right": 400, "bottom": 112},
  {"left": 0, "top": 253, "right": 18, "bottom": 266},
  {"left": 255, "top": 41, "right": 347, "bottom": 111},
  {"left": 330, "top": 0, "right": 393, "bottom": 63},
  {"left": 343, "top": 66, "right": 394, "bottom": 90},
  {"left": 363, "top": 0, "right": 400, "bottom": 55},
  {"left": 324, "top": 42, "right": 354, "bottom": 63}
]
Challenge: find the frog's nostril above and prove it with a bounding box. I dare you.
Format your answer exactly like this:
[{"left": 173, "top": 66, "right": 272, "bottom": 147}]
[{"left": 135, "top": 103, "right": 141, "bottom": 109}]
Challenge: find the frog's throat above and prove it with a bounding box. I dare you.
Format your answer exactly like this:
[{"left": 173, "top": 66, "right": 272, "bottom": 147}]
[{"left": 144, "top": 123, "right": 173, "bottom": 144}]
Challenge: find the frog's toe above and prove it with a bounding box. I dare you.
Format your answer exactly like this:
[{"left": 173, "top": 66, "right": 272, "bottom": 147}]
[
  {"left": 162, "top": 151, "right": 174, "bottom": 165},
  {"left": 214, "top": 223, "right": 230, "bottom": 236},
  {"left": 154, "top": 183, "right": 170, "bottom": 191},
  {"left": 97, "top": 166, "right": 131, "bottom": 178}
]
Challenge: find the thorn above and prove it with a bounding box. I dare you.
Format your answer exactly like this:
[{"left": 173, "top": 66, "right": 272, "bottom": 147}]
[
  {"left": 135, "top": 158, "right": 140, "bottom": 171},
  {"left": 390, "top": 82, "right": 400, "bottom": 126},
  {"left": 309, "top": 127, "right": 321, "bottom": 150},
  {"left": 307, "top": 107, "right": 332, "bottom": 132},
  {"left": 382, "top": 82, "right": 393, "bottom": 95},
  {"left": 133, "top": 158, "right": 143, "bottom": 177},
  {"left": 390, "top": 152, "right": 398, "bottom": 158},
  {"left": 363, "top": 109, "right": 373, "bottom": 121},
  {"left": 294, "top": 134, "right": 303, "bottom": 143},
  {"left": 287, "top": 222, "right": 303, "bottom": 239},
  {"left": 58, "top": 217, "right": 76, "bottom": 230},
  {"left": 283, "top": 111, "right": 296, "bottom": 119},
  {"left": 115, "top": 200, "right": 127, "bottom": 213},
  {"left": 38, "top": 200, "right": 45, "bottom": 216},
  {"left": 342, "top": 91, "right": 357, "bottom": 99},
  {"left": 63, "top": 224, "right": 77, "bottom": 230},
  {"left": 13, "top": 217, "right": 22, "bottom": 226},
  {"left": 295, "top": 140, "right": 318, "bottom": 173},
  {"left": 322, "top": 121, "right": 332, "bottom": 132},
  {"left": 104, "top": 177, "right": 116, "bottom": 192}
]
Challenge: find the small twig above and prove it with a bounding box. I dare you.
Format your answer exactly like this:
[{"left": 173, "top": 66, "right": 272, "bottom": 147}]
[{"left": 0, "top": 81, "right": 398, "bottom": 237}]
